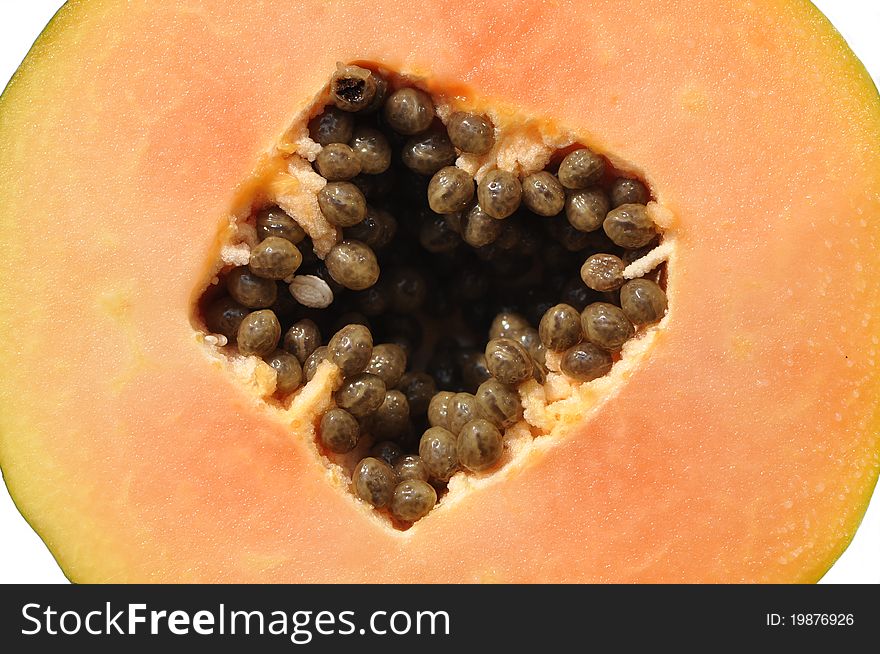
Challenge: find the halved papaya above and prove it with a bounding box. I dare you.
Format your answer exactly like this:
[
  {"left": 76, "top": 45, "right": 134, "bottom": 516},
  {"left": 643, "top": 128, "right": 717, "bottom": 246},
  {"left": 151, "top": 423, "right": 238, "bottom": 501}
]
[{"left": 1, "top": 0, "right": 879, "bottom": 583}]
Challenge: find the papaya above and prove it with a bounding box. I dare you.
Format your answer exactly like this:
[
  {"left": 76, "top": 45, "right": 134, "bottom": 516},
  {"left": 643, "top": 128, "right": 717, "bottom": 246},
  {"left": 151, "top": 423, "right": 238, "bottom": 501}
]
[{"left": 1, "top": 0, "right": 879, "bottom": 584}]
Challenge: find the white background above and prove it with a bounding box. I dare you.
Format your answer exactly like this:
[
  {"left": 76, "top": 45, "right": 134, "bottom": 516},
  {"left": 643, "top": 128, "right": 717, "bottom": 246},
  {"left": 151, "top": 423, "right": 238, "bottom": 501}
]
[{"left": 0, "top": 0, "right": 878, "bottom": 584}]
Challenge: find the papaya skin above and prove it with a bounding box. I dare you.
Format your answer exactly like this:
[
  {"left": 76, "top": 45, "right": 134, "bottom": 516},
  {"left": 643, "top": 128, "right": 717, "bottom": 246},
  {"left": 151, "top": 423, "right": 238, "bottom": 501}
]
[{"left": 0, "top": 0, "right": 878, "bottom": 583}]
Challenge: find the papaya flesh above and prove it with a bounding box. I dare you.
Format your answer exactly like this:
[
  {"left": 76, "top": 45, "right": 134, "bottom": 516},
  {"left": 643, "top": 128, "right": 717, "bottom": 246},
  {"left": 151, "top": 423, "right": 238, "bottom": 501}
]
[{"left": 1, "top": 0, "right": 879, "bottom": 583}]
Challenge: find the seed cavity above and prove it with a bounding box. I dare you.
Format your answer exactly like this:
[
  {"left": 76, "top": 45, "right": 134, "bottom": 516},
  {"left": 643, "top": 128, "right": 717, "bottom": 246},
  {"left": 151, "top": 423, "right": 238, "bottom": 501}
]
[{"left": 196, "top": 62, "right": 670, "bottom": 529}]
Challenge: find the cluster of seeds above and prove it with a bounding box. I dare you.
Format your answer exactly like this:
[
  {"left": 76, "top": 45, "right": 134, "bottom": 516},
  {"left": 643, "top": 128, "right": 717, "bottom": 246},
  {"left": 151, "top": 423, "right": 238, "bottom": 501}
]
[{"left": 200, "top": 63, "right": 668, "bottom": 527}]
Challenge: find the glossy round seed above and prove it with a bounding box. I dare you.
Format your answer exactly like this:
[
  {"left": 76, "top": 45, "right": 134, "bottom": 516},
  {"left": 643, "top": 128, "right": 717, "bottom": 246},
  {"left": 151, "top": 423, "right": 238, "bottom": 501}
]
[
  {"left": 558, "top": 148, "right": 605, "bottom": 189},
  {"left": 565, "top": 188, "right": 610, "bottom": 233},
  {"left": 448, "top": 393, "right": 479, "bottom": 435},
  {"left": 336, "top": 373, "right": 386, "bottom": 418},
  {"left": 388, "top": 267, "right": 427, "bottom": 313},
  {"left": 603, "top": 204, "right": 657, "bottom": 249},
  {"left": 255, "top": 206, "right": 306, "bottom": 244},
  {"left": 248, "top": 236, "right": 303, "bottom": 281},
  {"left": 383, "top": 87, "right": 435, "bottom": 135},
  {"left": 330, "top": 64, "right": 378, "bottom": 112},
  {"left": 419, "top": 427, "right": 459, "bottom": 482},
  {"left": 460, "top": 205, "right": 503, "bottom": 247},
  {"left": 459, "top": 351, "right": 492, "bottom": 391},
  {"left": 428, "top": 391, "right": 455, "bottom": 430},
  {"left": 428, "top": 166, "right": 475, "bottom": 214},
  {"left": 265, "top": 349, "right": 303, "bottom": 395},
  {"left": 325, "top": 240, "right": 380, "bottom": 291},
  {"left": 485, "top": 338, "right": 534, "bottom": 386},
  {"left": 398, "top": 372, "right": 437, "bottom": 416},
  {"left": 522, "top": 171, "right": 565, "bottom": 216},
  {"left": 447, "top": 112, "right": 495, "bottom": 154},
  {"left": 370, "top": 440, "right": 403, "bottom": 466},
  {"left": 401, "top": 130, "right": 457, "bottom": 176},
  {"left": 581, "top": 253, "right": 626, "bottom": 292},
  {"left": 354, "top": 283, "right": 390, "bottom": 317},
  {"left": 352, "top": 457, "right": 396, "bottom": 508},
  {"left": 548, "top": 217, "right": 593, "bottom": 252},
  {"left": 328, "top": 324, "right": 373, "bottom": 377},
  {"left": 391, "top": 480, "right": 437, "bottom": 522},
  {"left": 227, "top": 267, "right": 278, "bottom": 309},
  {"left": 320, "top": 408, "right": 360, "bottom": 453},
  {"left": 204, "top": 296, "right": 249, "bottom": 340},
  {"left": 419, "top": 212, "right": 461, "bottom": 253},
  {"left": 370, "top": 391, "right": 410, "bottom": 440},
  {"left": 610, "top": 177, "right": 649, "bottom": 208},
  {"left": 317, "top": 182, "right": 367, "bottom": 228},
  {"left": 394, "top": 455, "right": 429, "bottom": 483},
  {"left": 539, "top": 303, "right": 582, "bottom": 352},
  {"left": 475, "top": 378, "right": 523, "bottom": 429},
  {"left": 489, "top": 312, "right": 531, "bottom": 340},
  {"left": 345, "top": 207, "right": 397, "bottom": 251},
  {"left": 315, "top": 143, "right": 362, "bottom": 181},
  {"left": 620, "top": 278, "right": 668, "bottom": 326},
  {"left": 237, "top": 310, "right": 281, "bottom": 357},
  {"left": 560, "top": 342, "right": 613, "bottom": 382},
  {"left": 349, "top": 127, "right": 392, "bottom": 174},
  {"left": 308, "top": 107, "right": 354, "bottom": 146},
  {"left": 303, "top": 346, "right": 329, "bottom": 382},
  {"left": 581, "top": 302, "right": 635, "bottom": 351},
  {"left": 477, "top": 170, "right": 522, "bottom": 219},
  {"left": 282, "top": 319, "right": 321, "bottom": 363},
  {"left": 363, "top": 343, "right": 407, "bottom": 388},
  {"left": 457, "top": 419, "right": 503, "bottom": 472}
]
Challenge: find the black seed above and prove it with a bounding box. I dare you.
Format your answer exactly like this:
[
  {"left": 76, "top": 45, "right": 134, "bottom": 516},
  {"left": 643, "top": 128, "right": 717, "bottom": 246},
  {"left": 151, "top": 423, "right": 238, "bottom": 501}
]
[
  {"left": 328, "top": 324, "right": 373, "bottom": 376},
  {"left": 560, "top": 342, "right": 613, "bottom": 382},
  {"left": 303, "top": 346, "right": 329, "bottom": 382},
  {"left": 539, "top": 304, "right": 582, "bottom": 352},
  {"left": 522, "top": 171, "right": 565, "bottom": 216},
  {"left": 370, "top": 440, "right": 403, "bottom": 466},
  {"left": 581, "top": 253, "right": 626, "bottom": 292},
  {"left": 457, "top": 418, "right": 503, "bottom": 472},
  {"left": 204, "top": 296, "right": 249, "bottom": 340},
  {"left": 283, "top": 319, "right": 322, "bottom": 363},
  {"left": 477, "top": 170, "right": 522, "bottom": 219},
  {"left": 419, "top": 426, "right": 459, "bottom": 482},
  {"left": 256, "top": 206, "right": 306, "bottom": 244},
  {"left": 349, "top": 126, "right": 392, "bottom": 174},
  {"left": 620, "top": 278, "right": 668, "bottom": 326},
  {"left": 485, "top": 338, "right": 534, "bottom": 386},
  {"left": 315, "top": 143, "right": 362, "bottom": 181},
  {"left": 475, "top": 378, "right": 523, "bottom": 429},
  {"left": 308, "top": 107, "right": 354, "bottom": 146},
  {"left": 388, "top": 266, "right": 427, "bottom": 313},
  {"left": 364, "top": 343, "right": 408, "bottom": 388},
  {"left": 394, "top": 455, "right": 429, "bottom": 482},
  {"left": 227, "top": 267, "right": 278, "bottom": 309},
  {"left": 447, "top": 112, "right": 495, "bottom": 154},
  {"left": 428, "top": 166, "right": 475, "bottom": 214},
  {"left": 383, "top": 88, "right": 435, "bottom": 135},
  {"left": 320, "top": 408, "right": 360, "bottom": 453},
  {"left": 489, "top": 312, "right": 530, "bottom": 340},
  {"left": 398, "top": 372, "right": 437, "bottom": 416},
  {"left": 352, "top": 457, "right": 396, "bottom": 508},
  {"left": 581, "top": 302, "right": 634, "bottom": 351},
  {"left": 391, "top": 479, "right": 437, "bottom": 522},
  {"left": 401, "top": 129, "right": 457, "bottom": 176},
  {"left": 354, "top": 283, "right": 391, "bottom": 317},
  {"left": 369, "top": 391, "right": 411, "bottom": 440},
  {"left": 448, "top": 392, "right": 479, "bottom": 435},
  {"left": 265, "top": 349, "right": 303, "bottom": 395},
  {"left": 603, "top": 204, "right": 657, "bottom": 249},
  {"left": 237, "top": 310, "right": 281, "bottom": 357},
  {"left": 318, "top": 181, "right": 367, "bottom": 228},
  {"left": 428, "top": 391, "right": 455, "bottom": 430},
  {"left": 419, "top": 211, "right": 461, "bottom": 253},
  {"left": 344, "top": 207, "right": 397, "bottom": 250},
  {"left": 325, "top": 240, "right": 380, "bottom": 291},
  {"left": 336, "top": 373, "right": 386, "bottom": 418},
  {"left": 249, "top": 236, "right": 303, "bottom": 280},
  {"left": 558, "top": 148, "right": 605, "bottom": 189},
  {"left": 610, "top": 177, "right": 649, "bottom": 208},
  {"left": 565, "top": 188, "right": 609, "bottom": 233}
]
